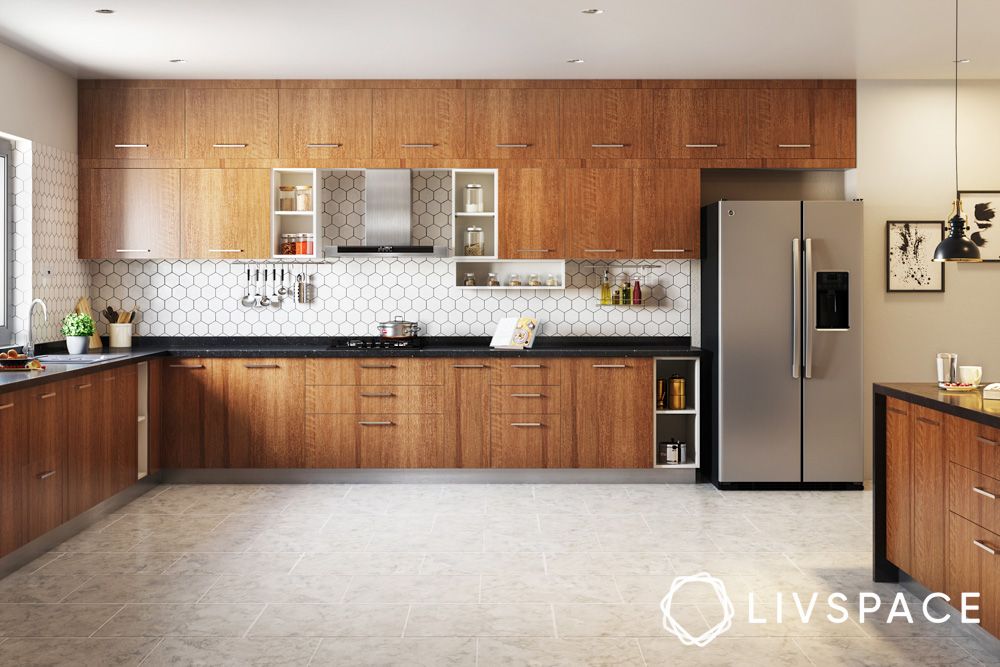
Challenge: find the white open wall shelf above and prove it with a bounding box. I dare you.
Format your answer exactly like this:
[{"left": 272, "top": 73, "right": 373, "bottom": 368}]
[
  {"left": 271, "top": 168, "right": 320, "bottom": 260},
  {"left": 653, "top": 356, "right": 700, "bottom": 469}
]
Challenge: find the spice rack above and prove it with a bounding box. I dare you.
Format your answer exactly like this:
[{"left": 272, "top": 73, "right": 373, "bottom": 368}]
[
  {"left": 453, "top": 259, "right": 566, "bottom": 290},
  {"left": 653, "top": 356, "right": 700, "bottom": 469},
  {"left": 271, "top": 168, "right": 319, "bottom": 259},
  {"left": 451, "top": 169, "right": 498, "bottom": 259}
]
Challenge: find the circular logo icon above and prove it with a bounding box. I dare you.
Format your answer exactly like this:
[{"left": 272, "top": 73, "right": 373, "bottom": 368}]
[{"left": 660, "top": 572, "right": 735, "bottom": 647}]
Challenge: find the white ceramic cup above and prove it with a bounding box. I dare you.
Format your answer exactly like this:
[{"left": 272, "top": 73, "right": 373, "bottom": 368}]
[
  {"left": 958, "top": 365, "right": 983, "bottom": 386},
  {"left": 108, "top": 323, "right": 133, "bottom": 349}
]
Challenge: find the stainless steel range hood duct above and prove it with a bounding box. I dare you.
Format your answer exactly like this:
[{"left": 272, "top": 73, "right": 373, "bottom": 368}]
[{"left": 325, "top": 169, "right": 448, "bottom": 257}]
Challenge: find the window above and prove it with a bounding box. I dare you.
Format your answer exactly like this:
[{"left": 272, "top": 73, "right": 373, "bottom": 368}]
[{"left": 0, "top": 137, "right": 10, "bottom": 344}]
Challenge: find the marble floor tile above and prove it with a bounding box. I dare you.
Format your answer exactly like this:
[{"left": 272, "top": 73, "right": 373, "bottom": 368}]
[
  {"left": 553, "top": 603, "right": 699, "bottom": 637},
  {"left": 311, "top": 637, "right": 476, "bottom": 666},
  {"left": 33, "top": 552, "right": 183, "bottom": 576},
  {"left": 639, "top": 636, "right": 813, "bottom": 666},
  {"left": 478, "top": 636, "right": 645, "bottom": 666},
  {"left": 141, "top": 636, "right": 320, "bottom": 666},
  {"left": 342, "top": 575, "right": 481, "bottom": 603},
  {"left": 129, "top": 527, "right": 258, "bottom": 553},
  {"left": 419, "top": 552, "right": 546, "bottom": 575},
  {"left": 0, "top": 573, "right": 92, "bottom": 603},
  {"left": 293, "top": 551, "right": 424, "bottom": 575},
  {"left": 793, "top": 636, "right": 981, "bottom": 666},
  {"left": 543, "top": 551, "right": 674, "bottom": 576},
  {"left": 200, "top": 574, "right": 351, "bottom": 603},
  {"left": 62, "top": 574, "right": 219, "bottom": 604},
  {"left": 0, "top": 603, "right": 122, "bottom": 637},
  {"left": 481, "top": 574, "right": 621, "bottom": 603},
  {"left": 248, "top": 603, "right": 408, "bottom": 637},
  {"left": 163, "top": 551, "right": 304, "bottom": 576},
  {"left": 404, "top": 603, "right": 554, "bottom": 637},
  {"left": 0, "top": 637, "right": 158, "bottom": 666},
  {"left": 95, "top": 603, "right": 263, "bottom": 637}
]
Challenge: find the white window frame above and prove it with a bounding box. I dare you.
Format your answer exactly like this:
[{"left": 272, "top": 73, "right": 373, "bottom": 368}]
[{"left": 0, "top": 138, "right": 11, "bottom": 344}]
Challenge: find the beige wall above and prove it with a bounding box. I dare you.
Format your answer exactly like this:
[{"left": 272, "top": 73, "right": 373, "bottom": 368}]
[
  {"left": 857, "top": 79, "right": 1000, "bottom": 477},
  {"left": 0, "top": 40, "right": 76, "bottom": 151}
]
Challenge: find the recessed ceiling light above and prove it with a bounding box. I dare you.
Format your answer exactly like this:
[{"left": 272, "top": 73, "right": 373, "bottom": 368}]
[
  {"left": 169, "top": 59, "right": 187, "bottom": 63},
  {"left": 581, "top": 8, "right": 605, "bottom": 14},
  {"left": 567, "top": 58, "right": 585, "bottom": 64},
  {"left": 94, "top": 8, "right": 114, "bottom": 14}
]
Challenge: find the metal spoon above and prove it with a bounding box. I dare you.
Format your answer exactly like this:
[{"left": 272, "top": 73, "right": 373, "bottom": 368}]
[
  {"left": 277, "top": 268, "right": 288, "bottom": 296},
  {"left": 240, "top": 268, "right": 255, "bottom": 307},
  {"left": 269, "top": 268, "right": 281, "bottom": 308},
  {"left": 260, "top": 266, "right": 271, "bottom": 307}
]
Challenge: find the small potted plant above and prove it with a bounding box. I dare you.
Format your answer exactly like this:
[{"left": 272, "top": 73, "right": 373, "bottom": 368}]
[{"left": 61, "top": 312, "right": 95, "bottom": 355}]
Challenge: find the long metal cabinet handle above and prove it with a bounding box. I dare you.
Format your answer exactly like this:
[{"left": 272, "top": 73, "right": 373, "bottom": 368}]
[
  {"left": 244, "top": 364, "right": 280, "bottom": 369},
  {"left": 360, "top": 392, "right": 394, "bottom": 397},
  {"left": 582, "top": 249, "right": 618, "bottom": 253},
  {"left": 977, "top": 436, "right": 998, "bottom": 447},
  {"left": 515, "top": 249, "right": 552, "bottom": 253},
  {"left": 496, "top": 143, "right": 529, "bottom": 148},
  {"left": 684, "top": 143, "right": 719, "bottom": 148},
  {"left": 39, "top": 392, "right": 56, "bottom": 400},
  {"left": 792, "top": 238, "right": 801, "bottom": 379},
  {"left": 306, "top": 143, "right": 341, "bottom": 148},
  {"left": 358, "top": 421, "right": 394, "bottom": 426},
  {"left": 804, "top": 238, "right": 814, "bottom": 379},
  {"left": 37, "top": 470, "right": 56, "bottom": 480},
  {"left": 511, "top": 422, "right": 543, "bottom": 427},
  {"left": 511, "top": 364, "right": 543, "bottom": 368},
  {"left": 591, "top": 143, "right": 626, "bottom": 148},
  {"left": 169, "top": 364, "right": 205, "bottom": 369},
  {"left": 511, "top": 393, "right": 543, "bottom": 398},
  {"left": 973, "top": 540, "right": 997, "bottom": 555},
  {"left": 401, "top": 143, "right": 436, "bottom": 148},
  {"left": 778, "top": 144, "right": 812, "bottom": 148},
  {"left": 592, "top": 364, "right": 627, "bottom": 368},
  {"left": 212, "top": 143, "right": 248, "bottom": 148},
  {"left": 452, "top": 364, "right": 485, "bottom": 369},
  {"left": 114, "top": 143, "right": 149, "bottom": 148},
  {"left": 361, "top": 364, "right": 396, "bottom": 369},
  {"left": 973, "top": 487, "right": 997, "bottom": 500}
]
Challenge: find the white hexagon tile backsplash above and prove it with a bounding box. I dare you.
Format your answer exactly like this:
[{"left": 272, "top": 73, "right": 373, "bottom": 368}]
[{"left": 88, "top": 258, "right": 694, "bottom": 339}]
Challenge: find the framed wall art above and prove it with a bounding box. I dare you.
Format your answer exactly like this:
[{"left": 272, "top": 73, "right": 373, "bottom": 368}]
[
  {"left": 886, "top": 220, "right": 945, "bottom": 292},
  {"left": 958, "top": 191, "right": 1000, "bottom": 261}
]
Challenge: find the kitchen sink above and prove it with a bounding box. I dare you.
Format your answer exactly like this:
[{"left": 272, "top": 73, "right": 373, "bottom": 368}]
[{"left": 36, "top": 353, "right": 131, "bottom": 364}]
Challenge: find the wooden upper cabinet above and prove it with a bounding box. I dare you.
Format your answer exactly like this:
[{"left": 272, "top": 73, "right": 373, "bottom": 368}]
[
  {"left": 565, "top": 168, "right": 633, "bottom": 259},
  {"left": 278, "top": 89, "right": 372, "bottom": 159},
  {"left": 632, "top": 169, "right": 701, "bottom": 259},
  {"left": 372, "top": 89, "right": 466, "bottom": 159},
  {"left": 180, "top": 169, "right": 270, "bottom": 259},
  {"left": 499, "top": 168, "right": 565, "bottom": 259},
  {"left": 748, "top": 87, "right": 856, "bottom": 160},
  {"left": 185, "top": 88, "right": 278, "bottom": 158},
  {"left": 559, "top": 89, "right": 650, "bottom": 158},
  {"left": 652, "top": 88, "right": 747, "bottom": 159},
  {"left": 79, "top": 169, "right": 181, "bottom": 260},
  {"left": 466, "top": 89, "right": 560, "bottom": 158},
  {"left": 79, "top": 88, "right": 185, "bottom": 159}
]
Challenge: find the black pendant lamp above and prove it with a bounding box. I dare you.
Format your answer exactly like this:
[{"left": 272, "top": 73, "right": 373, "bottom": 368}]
[{"left": 934, "top": 0, "right": 982, "bottom": 262}]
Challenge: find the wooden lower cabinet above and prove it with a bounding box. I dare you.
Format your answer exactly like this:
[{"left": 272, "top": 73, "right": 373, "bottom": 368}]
[
  {"left": 444, "top": 360, "right": 491, "bottom": 468},
  {"left": 105, "top": 364, "right": 139, "bottom": 495},
  {"left": 159, "top": 359, "right": 223, "bottom": 468},
  {"left": 0, "top": 390, "right": 29, "bottom": 557},
  {"left": 566, "top": 358, "right": 653, "bottom": 468},
  {"left": 27, "top": 385, "right": 67, "bottom": 541},
  {"left": 947, "top": 511, "right": 1000, "bottom": 636},
  {"left": 490, "top": 415, "right": 563, "bottom": 468},
  {"left": 66, "top": 374, "right": 104, "bottom": 517},
  {"left": 885, "top": 397, "right": 912, "bottom": 572},
  {"left": 910, "top": 405, "right": 946, "bottom": 592},
  {"left": 221, "top": 359, "right": 305, "bottom": 468},
  {"left": 307, "top": 414, "right": 446, "bottom": 468}
]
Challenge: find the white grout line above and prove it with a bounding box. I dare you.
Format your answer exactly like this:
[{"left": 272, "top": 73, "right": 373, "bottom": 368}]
[
  {"left": 242, "top": 602, "right": 269, "bottom": 639},
  {"left": 634, "top": 637, "right": 649, "bottom": 667},
  {"left": 287, "top": 553, "right": 306, "bottom": 575},
  {"left": 305, "top": 638, "right": 324, "bottom": 666},
  {"left": 135, "top": 636, "right": 165, "bottom": 666},
  {"left": 474, "top": 636, "right": 480, "bottom": 667},
  {"left": 55, "top": 574, "right": 95, "bottom": 603},
  {"left": 789, "top": 637, "right": 819, "bottom": 666},
  {"left": 400, "top": 603, "right": 413, "bottom": 638},
  {"left": 610, "top": 575, "right": 626, "bottom": 604},
  {"left": 87, "top": 603, "right": 127, "bottom": 638},
  {"left": 549, "top": 603, "right": 558, "bottom": 638}
]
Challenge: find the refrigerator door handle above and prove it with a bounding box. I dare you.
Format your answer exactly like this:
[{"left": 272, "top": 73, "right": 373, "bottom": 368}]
[
  {"left": 792, "top": 238, "right": 801, "bottom": 379},
  {"left": 804, "top": 237, "right": 814, "bottom": 379}
]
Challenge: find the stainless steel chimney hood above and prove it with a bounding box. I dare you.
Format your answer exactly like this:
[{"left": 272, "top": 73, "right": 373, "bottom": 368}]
[{"left": 325, "top": 169, "right": 448, "bottom": 257}]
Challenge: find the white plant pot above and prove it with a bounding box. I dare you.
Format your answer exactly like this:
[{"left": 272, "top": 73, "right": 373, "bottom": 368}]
[{"left": 65, "top": 336, "right": 90, "bottom": 355}]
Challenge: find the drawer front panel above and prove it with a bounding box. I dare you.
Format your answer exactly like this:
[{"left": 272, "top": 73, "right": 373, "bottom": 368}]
[
  {"left": 950, "top": 462, "right": 1000, "bottom": 536},
  {"left": 490, "top": 385, "right": 562, "bottom": 414},
  {"left": 306, "top": 359, "right": 443, "bottom": 386},
  {"left": 492, "top": 359, "right": 562, "bottom": 385},
  {"left": 490, "top": 414, "right": 562, "bottom": 468},
  {"left": 947, "top": 511, "right": 1000, "bottom": 636},
  {"left": 949, "top": 414, "right": 1000, "bottom": 479},
  {"left": 306, "top": 385, "right": 442, "bottom": 414},
  {"left": 354, "top": 414, "right": 446, "bottom": 468}
]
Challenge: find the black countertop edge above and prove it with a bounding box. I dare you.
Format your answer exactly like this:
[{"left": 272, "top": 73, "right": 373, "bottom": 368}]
[
  {"left": 874, "top": 383, "right": 1000, "bottom": 430},
  {"left": 1, "top": 336, "right": 701, "bottom": 393}
]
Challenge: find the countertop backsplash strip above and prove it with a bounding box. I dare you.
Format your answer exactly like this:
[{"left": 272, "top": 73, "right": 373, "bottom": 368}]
[{"left": 88, "top": 259, "right": 693, "bottom": 338}]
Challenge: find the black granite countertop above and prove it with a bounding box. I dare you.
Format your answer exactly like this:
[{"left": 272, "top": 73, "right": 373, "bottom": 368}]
[
  {"left": 874, "top": 382, "right": 1000, "bottom": 429},
  {"left": 0, "top": 336, "right": 701, "bottom": 392}
]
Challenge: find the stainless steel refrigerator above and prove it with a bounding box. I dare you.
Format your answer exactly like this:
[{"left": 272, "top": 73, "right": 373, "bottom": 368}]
[{"left": 702, "top": 201, "right": 864, "bottom": 488}]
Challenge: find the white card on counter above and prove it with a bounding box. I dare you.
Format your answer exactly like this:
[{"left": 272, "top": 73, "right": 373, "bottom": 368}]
[{"left": 490, "top": 317, "right": 538, "bottom": 349}]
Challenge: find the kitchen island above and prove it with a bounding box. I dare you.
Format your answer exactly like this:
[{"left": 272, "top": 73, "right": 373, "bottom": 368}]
[{"left": 873, "top": 382, "right": 1000, "bottom": 638}]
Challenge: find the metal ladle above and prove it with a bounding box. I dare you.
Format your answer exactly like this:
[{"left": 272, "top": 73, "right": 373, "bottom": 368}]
[
  {"left": 259, "top": 266, "right": 272, "bottom": 307},
  {"left": 241, "top": 269, "right": 258, "bottom": 308}
]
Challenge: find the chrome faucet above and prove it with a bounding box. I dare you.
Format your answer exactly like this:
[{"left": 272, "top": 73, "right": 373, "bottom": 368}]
[{"left": 24, "top": 298, "right": 47, "bottom": 358}]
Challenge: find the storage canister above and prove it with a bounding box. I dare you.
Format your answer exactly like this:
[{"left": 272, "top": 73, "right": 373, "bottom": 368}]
[{"left": 464, "top": 183, "right": 484, "bottom": 212}]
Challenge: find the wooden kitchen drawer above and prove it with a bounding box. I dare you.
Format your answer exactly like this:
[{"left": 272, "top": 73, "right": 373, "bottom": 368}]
[
  {"left": 492, "top": 358, "right": 562, "bottom": 386},
  {"left": 306, "top": 414, "right": 447, "bottom": 468},
  {"left": 305, "top": 359, "right": 443, "bottom": 386},
  {"left": 948, "top": 414, "right": 1000, "bottom": 479},
  {"left": 490, "top": 385, "right": 562, "bottom": 414},
  {"left": 490, "top": 414, "right": 563, "bottom": 468},
  {"left": 947, "top": 511, "right": 1000, "bottom": 636},
  {"left": 950, "top": 462, "right": 1000, "bottom": 536},
  {"left": 306, "top": 385, "right": 442, "bottom": 414}
]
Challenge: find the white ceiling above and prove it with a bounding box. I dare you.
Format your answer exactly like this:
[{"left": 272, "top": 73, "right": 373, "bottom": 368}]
[{"left": 1, "top": 0, "right": 998, "bottom": 80}]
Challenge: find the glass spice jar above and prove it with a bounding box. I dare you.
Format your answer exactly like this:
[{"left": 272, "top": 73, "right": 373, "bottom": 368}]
[
  {"left": 528, "top": 274, "right": 541, "bottom": 287},
  {"left": 280, "top": 234, "right": 297, "bottom": 255},
  {"left": 278, "top": 186, "right": 295, "bottom": 211},
  {"left": 545, "top": 273, "right": 558, "bottom": 286},
  {"left": 464, "top": 227, "right": 484, "bottom": 256},
  {"left": 508, "top": 273, "right": 522, "bottom": 287},
  {"left": 464, "top": 183, "right": 484, "bottom": 212},
  {"left": 294, "top": 185, "right": 313, "bottom": 211},
  {"left": 463, "top": 273, "right": 477, "bottom": 287},
  {"left": 487, "top": 273, "right": 500, "bottom": 287}
]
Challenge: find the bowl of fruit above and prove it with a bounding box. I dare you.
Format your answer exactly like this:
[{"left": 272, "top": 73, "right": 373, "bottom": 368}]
[{"left": 0, "top": 350, "right": 42, "bottom": 370}]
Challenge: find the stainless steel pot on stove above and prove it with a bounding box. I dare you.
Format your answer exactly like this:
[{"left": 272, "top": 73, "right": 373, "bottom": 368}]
[{"left": 377, "top": 315, "right": 421, "bottom": 339}]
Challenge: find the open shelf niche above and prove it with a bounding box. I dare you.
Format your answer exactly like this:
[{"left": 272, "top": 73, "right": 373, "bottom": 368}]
[
  {"left": 271, "top": 168, "right": 319, "bottom": 259},
  {"left": 454, "top": 259, "right": 567, "bottom": 290},
  {"left": 451, "top": 169, "right": 498, "bottom": 259},
  {"left": 653, "top": 356, "right": 700, "bottom": 469}
]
